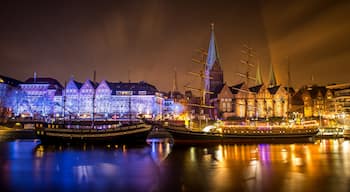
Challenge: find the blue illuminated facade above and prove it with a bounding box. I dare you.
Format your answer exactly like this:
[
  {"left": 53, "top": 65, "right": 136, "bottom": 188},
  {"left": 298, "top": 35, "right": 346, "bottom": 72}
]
[
  {"left": 0, "top": 75, "right": 22, "bottom": 119},
  {"left": 2, "top": 76, "right": 164, "bottom": 119},
  {"left": 60, "top": 79, "right": 164, "bottom": 119}
]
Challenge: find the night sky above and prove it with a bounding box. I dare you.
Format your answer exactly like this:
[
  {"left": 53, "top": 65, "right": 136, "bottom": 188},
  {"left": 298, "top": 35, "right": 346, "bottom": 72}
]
[{"left": 1, "top": 0, "right": 349, "bottom": 92}]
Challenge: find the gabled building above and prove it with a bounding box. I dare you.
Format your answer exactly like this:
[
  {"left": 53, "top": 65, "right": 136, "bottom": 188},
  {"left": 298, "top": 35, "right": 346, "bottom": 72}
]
[
  {"left": 217, "top": 83, "right": 243, "bottom": 119},
  {"left": 61, "top": 80, "right": 163, "bottom": 119},
  {"left": 295, "top": 85, "right": 329, "bottom": 118},
  {"left": 218, "top": 62, "right": 290, "bottom": 120},
  {"left": 79, "top": 79, "right": 98, "bottom": 116},
  {"left": 95, "top": 80, "right": 112, "bottom": 115},
  {"left": 2, "top": 73, "right": 163, "bottom": 120},
  {"left": 106, "top": 81, "right": 162, "bottom": 119},
  {"left": 62, "top": 79, "right": 83, "bottom": 116}
]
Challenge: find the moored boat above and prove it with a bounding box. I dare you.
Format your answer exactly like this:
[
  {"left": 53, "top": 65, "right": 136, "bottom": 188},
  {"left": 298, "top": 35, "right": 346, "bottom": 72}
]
[
  {"left": 34, "top": 120, "right": 152, "bottom": 144},
  {"left": 163, "top": 120, "right": 319, "bottom": 144}
]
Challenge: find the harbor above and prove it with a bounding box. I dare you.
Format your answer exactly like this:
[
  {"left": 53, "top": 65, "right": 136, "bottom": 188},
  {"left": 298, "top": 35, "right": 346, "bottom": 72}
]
[{"left": 1, "top": 0, "right": 350, "bottom": 191}]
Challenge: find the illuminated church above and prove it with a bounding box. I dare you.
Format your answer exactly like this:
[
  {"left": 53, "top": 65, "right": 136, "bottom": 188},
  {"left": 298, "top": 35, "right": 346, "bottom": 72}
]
[
  {"left": 217, "top": 62, "right": 291, "bottom": 120},
  {"left": 195, "top": 24, "right": 289, "bottom": 120}
]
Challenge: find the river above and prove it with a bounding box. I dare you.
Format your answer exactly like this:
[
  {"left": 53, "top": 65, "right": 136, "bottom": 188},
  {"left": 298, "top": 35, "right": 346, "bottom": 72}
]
[{"left": 0, "top": 138, "right": 349, "bottom": 192}]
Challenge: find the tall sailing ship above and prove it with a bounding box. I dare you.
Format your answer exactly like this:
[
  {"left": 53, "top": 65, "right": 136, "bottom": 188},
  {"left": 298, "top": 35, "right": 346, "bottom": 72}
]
[
  {"left": 34, "top": 71, "right": 152, "bottom": 144},
  {"left": 163, "top": 24, "right": 319, "bottom": 144}
]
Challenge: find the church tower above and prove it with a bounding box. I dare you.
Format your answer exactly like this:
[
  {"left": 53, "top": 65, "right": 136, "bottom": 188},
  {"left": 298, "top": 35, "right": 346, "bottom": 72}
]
[
  {"left": 268, "top": 63, "right": 277, "bottom": 87},
  {"left": 206, "top": 23, "right": 224, "bottom": 97},
  {"left": 255, "top": 60, "right": 263, "bottom": 85}
]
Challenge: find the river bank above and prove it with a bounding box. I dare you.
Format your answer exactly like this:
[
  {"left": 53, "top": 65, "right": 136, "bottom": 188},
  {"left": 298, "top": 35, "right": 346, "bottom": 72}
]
[{"left": 0, "top": 126, "right": 37, "bottom": 140}]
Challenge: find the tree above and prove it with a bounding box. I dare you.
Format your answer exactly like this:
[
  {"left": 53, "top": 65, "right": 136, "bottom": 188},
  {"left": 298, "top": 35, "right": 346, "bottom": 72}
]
[{"left": 4, "top": 89, "right": 27, "bottom": 116}]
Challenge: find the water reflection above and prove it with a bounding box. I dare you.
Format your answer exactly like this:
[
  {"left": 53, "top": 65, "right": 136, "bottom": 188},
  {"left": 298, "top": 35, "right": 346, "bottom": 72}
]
[
  {"left": 150, "top": 141, "right": 172, "bottom": 165},
  {"left": 169, "top": 139, "right": 350, "bottom": 192},
  {"left": 1, "top": 139, "right": 350, "bottom": 191}
]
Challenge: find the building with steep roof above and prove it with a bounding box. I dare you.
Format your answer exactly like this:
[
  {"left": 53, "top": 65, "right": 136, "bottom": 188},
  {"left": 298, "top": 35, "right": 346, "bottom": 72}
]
[
  {"left": 217, "top": 60, "right": 290, "bottom": 120},
  {"left": 62, "top": 78, "right": 84, "bottom": 115},
  {"left": 217, "top": 83, "right": 243, "bottom": 119},
  {"left": 2, "top": 73, "right": 163, "bottom": 119},
  {"left": 294, "top": 85, "right": 330, "bottom": 118},
  {"left": 57, "top": 79, "right": 163, "bottom": 119}
]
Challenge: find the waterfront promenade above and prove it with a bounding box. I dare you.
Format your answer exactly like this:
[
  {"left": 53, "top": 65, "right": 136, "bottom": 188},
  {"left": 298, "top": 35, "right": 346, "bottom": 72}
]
[{"left": 0, "top": 126, "right": 36, "bottom": 140}]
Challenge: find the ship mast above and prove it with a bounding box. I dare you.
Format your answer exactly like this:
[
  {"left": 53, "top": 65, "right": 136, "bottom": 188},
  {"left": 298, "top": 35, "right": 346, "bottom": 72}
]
[
  {"left": 128, "top": 70, "right": 131, "bottom": 124},
  {"left": 287, "top": 57, "right": 292, "bottom": 112},
  {"left": 184, "top": 23, "right": 220, "bottom": 129},
  {"left": 185, "top": 48, "right": 213, "bottom": 129},
  {"left": 187, "top": 50, "right": 213, "bottom": 105},
  {"left": 185, "top": 23, "right": 216, "bottom": 110},
  {"left": 92, "top": 70, "right": 96, "bottom": 128},
  {"left": 236, "top": 44, "right": 256, "bottom": 121},
  {"left": 185, "top": 49, "right": 214, "bottom": 106},
  {"left": 63, "top": 81, "right": 67, "bottom": 125}
]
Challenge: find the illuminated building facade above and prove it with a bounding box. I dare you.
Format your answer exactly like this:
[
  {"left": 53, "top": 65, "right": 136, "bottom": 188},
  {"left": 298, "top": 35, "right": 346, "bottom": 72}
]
[
  {"left": 217, "top": 83, "right": 242, "bottom": 119},
  {"left": 0, "top": 75, "right": 22, "bottom": 119},
  {"left": 323, "top": 83, "right": 350, "bottom": 127},
  {"left": 190, "top": 24, "right": 291, "bottom": 120},
  {"left": 19, "top": 76, "right": 63, "bottom": 117},
  {"left": 60, "top": 79, "right": 164, "bottom": 119},
  {"left": 163, "top": 91, "right": 187, "bottom": 119},
  {"left": 297, "top": 85, "right": 329, "bottom": 117},
  {"left": 326, "top": 83, "right": 350, "bottom": 115},
  {"left": 217, "top": 63, "right": 290, "bottom": 120},
  {"left": 1, "top": 74, "right": 163, "bottom": 119}
]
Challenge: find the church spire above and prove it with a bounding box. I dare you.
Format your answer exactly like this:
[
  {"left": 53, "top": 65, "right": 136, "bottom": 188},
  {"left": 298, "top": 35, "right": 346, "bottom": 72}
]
[
  {"left": 268, "top": 63, "right": 277, "bottom": 87},
  {"left": 255, "top": 60, "right": 263, "bottom": 85},
  {"left": 172, "top": 68, "right": 178, "bottom": 92},
  {"left": 206, "top": 23, "right": 220, "bottom": 70}
]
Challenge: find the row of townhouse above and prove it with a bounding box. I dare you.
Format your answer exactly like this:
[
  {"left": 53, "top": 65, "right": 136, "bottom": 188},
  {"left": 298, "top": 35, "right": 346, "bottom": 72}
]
[
  {"left": 60, "top": 79, "right": 163, "bottom": 119},
  {"left": 0, "top": 75, "right": 164, "bottom": 120}
]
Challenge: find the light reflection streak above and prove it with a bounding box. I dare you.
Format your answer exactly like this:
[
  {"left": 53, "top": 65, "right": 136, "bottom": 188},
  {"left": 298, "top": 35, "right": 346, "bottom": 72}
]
[
  {"left": 333, "top": 139, "right": 339, "bottom": 152},
  {"left": 244, "top": 159, "right": 261, "bottom": 192},
  {"left": 35, "top": 145, "right": 44, "bottom": 158},
  {"left": 190, "top": 147, "right": 196, "bottom": 162},
  {"left": 258, "top": 144, "right": 270, "bottom": 163},
  {"left": 150, "top": 141, "right": 172, "bottom": 165},
  {"left": 342, "top": 141, "right": 350, "bottom": 177},
  {"left": 281, "top": 148, "right": 288, "bottom": 163},
  {"left": 215, "top": 145, "right": 223, "bottom": 162}
]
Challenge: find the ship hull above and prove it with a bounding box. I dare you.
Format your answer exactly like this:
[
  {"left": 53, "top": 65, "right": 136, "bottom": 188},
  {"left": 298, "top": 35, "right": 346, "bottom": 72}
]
[
  {"left": 34, "top": 122, "right": 152, "bottom": 144},
  {"left": 165, "top": 126, "right": 319, "bottom": 144}
]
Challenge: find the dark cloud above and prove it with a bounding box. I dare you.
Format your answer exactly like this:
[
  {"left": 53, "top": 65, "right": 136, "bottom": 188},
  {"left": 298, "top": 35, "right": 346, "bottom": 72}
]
[
  {"left": 0, "top": 0, "right": 347, "bottom": 92},
  {"left": 262, "top": 0, "right": 350, "bottom": 87}
]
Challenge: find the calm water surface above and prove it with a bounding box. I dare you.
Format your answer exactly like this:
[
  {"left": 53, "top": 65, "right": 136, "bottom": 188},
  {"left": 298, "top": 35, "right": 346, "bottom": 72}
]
[{"left": 0, "top": 139, "right": 350, "bottom": 192}]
